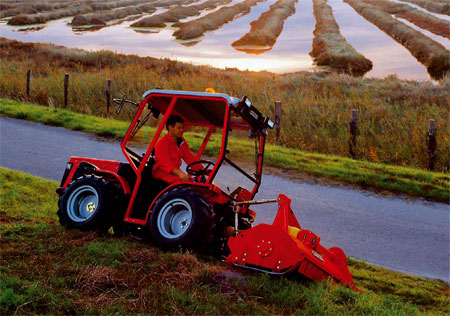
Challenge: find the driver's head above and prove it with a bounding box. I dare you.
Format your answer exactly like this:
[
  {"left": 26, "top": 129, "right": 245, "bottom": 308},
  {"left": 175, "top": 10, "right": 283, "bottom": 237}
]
[{"left": 166, "top": 115, "right": 184, "bottom": 139}]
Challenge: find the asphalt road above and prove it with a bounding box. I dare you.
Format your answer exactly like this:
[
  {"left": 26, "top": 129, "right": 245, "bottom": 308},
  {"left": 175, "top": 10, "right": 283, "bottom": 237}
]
[{"left": 1, "top": 117, "right": 449, "bottom": 282}]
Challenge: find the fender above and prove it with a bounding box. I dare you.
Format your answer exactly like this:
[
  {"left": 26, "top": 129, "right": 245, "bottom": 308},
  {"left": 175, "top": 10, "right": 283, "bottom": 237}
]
[{"left": 58, "top": 157, "right": 131, "bottom": 195}]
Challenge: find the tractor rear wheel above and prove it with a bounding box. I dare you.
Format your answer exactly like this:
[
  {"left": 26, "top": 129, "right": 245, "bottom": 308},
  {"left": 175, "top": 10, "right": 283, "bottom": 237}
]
[
  {"left": 149, "top": 187, "right": 215, "bottom": 249},
  {"left": 58, "top": 175, "right": 119, "bottom": 231}
]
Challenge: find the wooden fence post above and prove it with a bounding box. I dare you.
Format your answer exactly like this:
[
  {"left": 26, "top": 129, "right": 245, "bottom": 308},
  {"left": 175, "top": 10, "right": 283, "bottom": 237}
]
[
  {"left": 106, "top": 79, "right": 112, "bottom": 115},
  {"left": 64, "top": 74, "right": 69, "bottom": 107},
  {"left": 349, "top": 109, "right": 359, "bottom": 159},
  {"left": 26, "top": 69, "right": 32, "bottom": 97},
  {"left": 274, "top": 101, "right": 281, "bottom": 141},
  {"left": 427, "top": 119, "right": 437, "bottom": 171}
]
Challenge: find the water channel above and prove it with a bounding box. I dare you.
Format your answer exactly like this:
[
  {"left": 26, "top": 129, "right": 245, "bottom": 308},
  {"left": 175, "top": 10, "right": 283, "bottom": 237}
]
[{"left": 0, "top": 0, "right": 448, "bottom": 80}]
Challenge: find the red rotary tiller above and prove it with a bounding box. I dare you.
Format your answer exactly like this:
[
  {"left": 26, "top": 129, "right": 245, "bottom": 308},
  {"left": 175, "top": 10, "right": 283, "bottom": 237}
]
[{"left": 227, "top": 194, "right": 358, "bottom": 291}]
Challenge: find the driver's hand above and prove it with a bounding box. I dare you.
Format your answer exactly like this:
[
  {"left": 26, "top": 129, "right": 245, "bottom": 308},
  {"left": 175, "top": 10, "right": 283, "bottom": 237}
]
[{"left": 180, "top": 173, "right": 190, "bottom": 182}]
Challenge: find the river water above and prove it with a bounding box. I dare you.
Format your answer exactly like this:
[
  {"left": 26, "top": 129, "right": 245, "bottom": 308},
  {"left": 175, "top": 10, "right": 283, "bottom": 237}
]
[{"left": 0, "top": 0, "right": 448, "bottom": 80}]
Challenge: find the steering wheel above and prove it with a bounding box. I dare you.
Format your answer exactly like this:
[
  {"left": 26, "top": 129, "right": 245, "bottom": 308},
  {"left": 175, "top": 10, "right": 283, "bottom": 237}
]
[{"left": 186, "top": 160, "right": 215, "bottom": 177}]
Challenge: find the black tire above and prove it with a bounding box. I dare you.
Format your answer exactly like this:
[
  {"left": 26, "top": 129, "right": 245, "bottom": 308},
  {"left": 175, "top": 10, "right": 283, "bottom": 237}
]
[
  {"left": 149, "top": 187, "right": 215, "bottom": 249},
  {"left": 57, "top": 175, "right": 120, "bottom": 231}
]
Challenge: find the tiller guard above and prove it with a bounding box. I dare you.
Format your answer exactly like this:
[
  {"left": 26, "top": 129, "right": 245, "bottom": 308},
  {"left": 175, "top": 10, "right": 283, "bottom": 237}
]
[{"left": 227, "top": 194, "right": 359, "bottom": 291}]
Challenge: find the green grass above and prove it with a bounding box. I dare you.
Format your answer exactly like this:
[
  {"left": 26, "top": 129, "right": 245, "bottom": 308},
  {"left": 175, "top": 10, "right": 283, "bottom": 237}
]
[
  {"left": 1, "top": 97, "right": 449, "bottom": 203},
  {"left": 0, "top": 167, "right": 449, "bottom": 315}
]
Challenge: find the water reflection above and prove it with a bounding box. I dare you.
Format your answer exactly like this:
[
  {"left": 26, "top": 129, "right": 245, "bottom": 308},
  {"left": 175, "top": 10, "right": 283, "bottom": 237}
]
[{"left": 0, "top": 0, "right": 446, "bottom": 80}]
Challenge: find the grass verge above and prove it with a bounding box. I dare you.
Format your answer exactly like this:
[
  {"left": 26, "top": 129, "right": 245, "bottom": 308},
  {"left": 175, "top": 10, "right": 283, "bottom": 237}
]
[
  {"left": 1, "top": 167, "right": 449, "bottom": 315},
  {"left": 310, "top": 0, "right": 373, "bottom": 75},
  {"left": 231, "top": 0, "right": 298, "bottom": 52},
  {"left": 344, "top": 0, "right": 450, "bottom": 79},
  {"left": 1, "top": 98, "right": 448, "bottom": 203},
  {"left": 173, "top": 0, "right": 267, "bottom": 40}
]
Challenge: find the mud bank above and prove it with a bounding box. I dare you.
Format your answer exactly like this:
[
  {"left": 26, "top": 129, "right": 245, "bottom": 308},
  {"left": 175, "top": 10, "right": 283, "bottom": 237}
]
[
  {"left": 173, "top": 0, "right": 267, "bottom": 40},
  {"left": 231, "top": 0, "right": 298, "bottom": 53},
  {"left": 344, "top": 0, "right": 449, "bottom": 79},
  {"left": 310, "top": 0, "right": 373, "bottom": 75},
  {"left": 131, "top": 0, "right": 231, "bottom": 28}
]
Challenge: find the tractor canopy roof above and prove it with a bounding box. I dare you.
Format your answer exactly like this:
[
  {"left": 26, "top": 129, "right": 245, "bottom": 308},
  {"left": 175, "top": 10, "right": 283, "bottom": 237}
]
[{"left": 143, "top": 89, "right": 273, "bottom": 132}]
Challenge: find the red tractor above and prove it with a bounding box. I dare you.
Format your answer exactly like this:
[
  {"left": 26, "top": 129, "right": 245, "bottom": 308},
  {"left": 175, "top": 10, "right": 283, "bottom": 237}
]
[{"left": 56, "top": 89, "right": 358, "bottom": 290}]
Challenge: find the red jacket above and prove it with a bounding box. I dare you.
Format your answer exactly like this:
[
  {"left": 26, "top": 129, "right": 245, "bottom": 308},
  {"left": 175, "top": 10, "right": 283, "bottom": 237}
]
[{"left": 152, "top": 133, "right": 198, "bottom": 184}]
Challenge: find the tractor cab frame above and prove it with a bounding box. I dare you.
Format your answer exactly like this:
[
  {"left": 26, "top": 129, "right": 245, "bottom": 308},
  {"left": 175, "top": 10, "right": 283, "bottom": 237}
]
[{"left": 57, "top": 89, "right": 274, "bottom": 249}]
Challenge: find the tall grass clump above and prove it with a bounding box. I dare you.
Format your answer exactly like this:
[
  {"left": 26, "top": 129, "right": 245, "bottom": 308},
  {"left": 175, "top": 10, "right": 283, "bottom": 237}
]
[
  {"left": 400, "top": 0, "right": 450, "bottom": 15},
  {"left": 231, "top": 0, "right": 298, "bottom": 53},
  {"left": 366, "top": 0, "right": 450, "bottom": 39},
  {"left": 131, "top": 0, "right": 231, "bottom": 28},
  {"left": 310, "top": 0, "right": 373, "bottom": 75},
  {"left": 0, "top": 37, "right": 448, "bottom": 173},
  {"left": 173, "top": 0, "right": 267, "bottom": 40},
  {"left": 344, "top": 0, "right": 450, "bottom": 80}
]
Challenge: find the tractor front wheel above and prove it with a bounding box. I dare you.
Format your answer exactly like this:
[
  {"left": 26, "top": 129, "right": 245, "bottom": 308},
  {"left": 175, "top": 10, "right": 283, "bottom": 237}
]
[
  {"left": 149, "top": 187, "right": 215, "bottom": 249},
  {"left": 58, "top": 175, "right": 118, "bottom": 231}
]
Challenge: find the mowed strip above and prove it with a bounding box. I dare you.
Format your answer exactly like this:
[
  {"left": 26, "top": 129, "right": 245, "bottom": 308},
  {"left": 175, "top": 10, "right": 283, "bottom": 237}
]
[
  {"left": 173, "top": 0, "right": 268, "bottom": 40},
  {"left": 231, "top": 0, "right": 298, "bottom": 52},
  {"left": 131, "top": 0, "right": 232, "bottom": 28},
  {"left": 310, "top": 0, "right": 373, "bottom": 75},
  {"left": 364, "top": 0, "right": 450, "bottom": 39}
]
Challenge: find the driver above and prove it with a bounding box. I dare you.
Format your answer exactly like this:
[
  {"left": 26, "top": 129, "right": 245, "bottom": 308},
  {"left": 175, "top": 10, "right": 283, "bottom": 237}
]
[{"left": 152, "top": 114, "right": 202, "bottom": 184}]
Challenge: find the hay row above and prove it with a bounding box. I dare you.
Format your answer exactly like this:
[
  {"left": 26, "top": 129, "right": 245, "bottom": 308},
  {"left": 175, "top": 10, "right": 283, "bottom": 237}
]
[
  {"left": 365, "top": 0, "right": 449, "bottom": 39},
  {"left": 6, "top": 0, "right": 155, "bottom": 25},
  {"left": 344, "top": 0, "right": 449, "bottom": 79},
  {"left": 173, "top": 0, "right": 268, "bottom": 40},
  {"left": 310, "top": 0, "right": 373, "bottom": 75},
  {"left": 231, "top": 0, "right": 298, "bottom": 53},
  {"left": 130, "top": 0, "right": 231, "bottom": 28},
  {"left": 399, "top": 0, "right": 450, "bottom": 15}
]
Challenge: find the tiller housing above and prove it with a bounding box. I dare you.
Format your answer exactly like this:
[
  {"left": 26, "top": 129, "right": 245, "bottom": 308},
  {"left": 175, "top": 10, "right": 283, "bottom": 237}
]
[{"left": 227, "top": 194, "right": 359, "bottom": 291}]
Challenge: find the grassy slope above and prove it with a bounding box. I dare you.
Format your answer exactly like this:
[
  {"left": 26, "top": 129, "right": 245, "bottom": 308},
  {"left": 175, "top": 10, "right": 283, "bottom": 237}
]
[
  {"left": 1, "top": 98, "right": 449, "bottom": 203},
  {"left": 1, "top": 167, "right": 449, "bottom": 315}
]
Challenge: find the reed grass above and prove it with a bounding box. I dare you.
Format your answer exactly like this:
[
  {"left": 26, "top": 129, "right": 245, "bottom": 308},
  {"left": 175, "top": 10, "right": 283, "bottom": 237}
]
[
  {"left": 231, "top": 0, "right": 298, "bottom": 52},
  {"left": 344, "top": 0, "right": 450, "bottom": 80},
  {"left": 310, "top": 0, "right": 373, "bottom": 75},
  {"left": 131, "top": 0, "right": 231, "bottom": 28},
  {"left": 0, "top": 37, "right": 448, "bottom": 173},
  {"left": 400, "top": 0, "right": 450, "bottom": 15},
  {"left": 366, "top": 0, "right": 450, "bottom": 39},
  {"left": 173, "top": 0, "right": 267, "bottom": 40}
]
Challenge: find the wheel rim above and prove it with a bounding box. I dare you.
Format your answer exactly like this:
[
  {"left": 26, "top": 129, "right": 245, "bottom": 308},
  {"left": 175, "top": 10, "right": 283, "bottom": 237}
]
[
  {"left": 66, "top": 185, "right": 99, "bottom": 222},
  {"left": 157, "top": 198, "right": 192, "bottom": 239}
]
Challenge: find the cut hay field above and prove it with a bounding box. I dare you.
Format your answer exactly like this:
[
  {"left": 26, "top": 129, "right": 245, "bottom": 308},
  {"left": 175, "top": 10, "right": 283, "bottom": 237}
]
[{"left": 0, "top": 0, "right": 448, "bottom": 79}]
